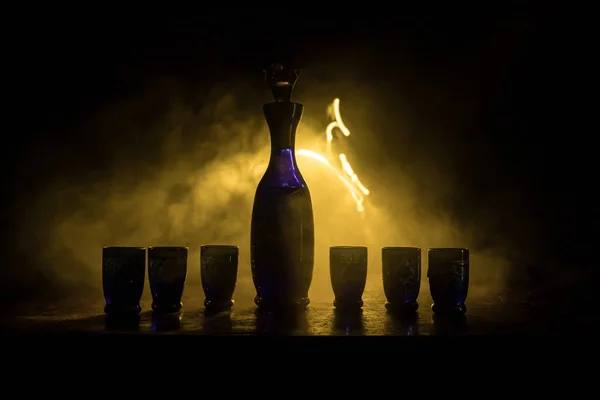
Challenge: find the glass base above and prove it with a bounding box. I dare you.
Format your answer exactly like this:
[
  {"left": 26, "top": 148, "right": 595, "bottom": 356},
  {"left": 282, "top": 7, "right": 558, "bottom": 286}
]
[
  {"left": 204, "top": 299, "right": 234, "bottom": 312},
  {"left": 152, "top": 302, "right": 183, "bottom": 315},
  {"left": 104, "top": 303, "right": 141, "bottom": 316},
  {"left": 385, "top": 301, "right": 418, "bottom": 313},
  {"left": 431, "top": 303, "right": 467, "bottom": 314},
  {"left": 333, "top": 298, "right": 363, "bottom": 310},
  {"left": 254, "top": 296, "right": 310, "bottom": 311}
]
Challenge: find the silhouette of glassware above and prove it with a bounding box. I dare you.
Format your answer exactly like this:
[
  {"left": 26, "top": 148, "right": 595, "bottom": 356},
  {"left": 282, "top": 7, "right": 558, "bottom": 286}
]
[
  {"left": 250, "top": 63, "right": 315, "bottom": 311},
  {"left": 102, "top": 246, "right": 146, "bottom": 316},
  {"left": 201, "top": 245, "right": 239, "bottom": 311},
  {"left": 428, "top": 248, "right": 469, "bottom": 314},
  {"left": 330, "top": 246, "right": 368, "bottom": 310},
  {"left": 148, "top": 246, "right": 188, "bottom": 314},
  {"left": 382, "top": 247, "right": 421, "bottom": 312}
]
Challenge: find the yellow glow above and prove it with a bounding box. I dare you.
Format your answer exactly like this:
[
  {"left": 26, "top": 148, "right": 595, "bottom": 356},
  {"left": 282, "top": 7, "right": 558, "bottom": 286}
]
[
  {"left": 326, "top": 98, "right": 351, "bottom": 142},
  {"left": 296, "top": 149, "right": 366, "bottom": 212},
  {"left": 339, "top": 153, "right": 370, "bottom": 196},
  {"left": 298, "top": 98, "right": 370, "bottom": 212}
]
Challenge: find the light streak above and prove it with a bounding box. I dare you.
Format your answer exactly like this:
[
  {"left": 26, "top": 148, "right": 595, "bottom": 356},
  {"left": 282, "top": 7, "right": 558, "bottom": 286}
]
[{"left": 297, "top": 98, "right": 370, "bottom": 212}]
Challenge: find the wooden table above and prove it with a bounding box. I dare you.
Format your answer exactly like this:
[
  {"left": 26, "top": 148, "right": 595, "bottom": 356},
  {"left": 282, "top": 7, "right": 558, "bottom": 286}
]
[
  {"left": 0, "top": 275, "right": 565, "bottom": 336},
  {"left": 2, "top": 273, "right": 595, "bottom": 357}
]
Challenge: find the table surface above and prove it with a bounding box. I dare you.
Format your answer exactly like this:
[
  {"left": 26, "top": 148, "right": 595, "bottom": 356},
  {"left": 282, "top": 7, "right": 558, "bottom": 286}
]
[{"left": 0, "top": 275, "right": 587, "bottom": 337}]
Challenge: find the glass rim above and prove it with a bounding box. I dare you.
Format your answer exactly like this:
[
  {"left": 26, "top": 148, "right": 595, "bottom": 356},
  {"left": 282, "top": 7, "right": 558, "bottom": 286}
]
[
  {"left": 148, "top": 246, "right": 189, "bottom": 251},
  {"left": 382, "top": 246, "right": 420, "bottom": 251},
  {"left": 201, "top": 245, "right": 239, "bottom": 251},
  {"left": 428, "top": 247, "right": 469, "bottom": 252},
  {"left": 330, "top": 246, "right": 368, "bottom": 250},
  {"left": 102, "top": 246, "right": 146, "bottom": 250}
]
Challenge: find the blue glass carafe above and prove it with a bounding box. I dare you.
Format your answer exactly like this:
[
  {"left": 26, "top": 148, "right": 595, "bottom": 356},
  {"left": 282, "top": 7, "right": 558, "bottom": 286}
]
[{"left": 250, "top": 64, "right": 315, "bottom": 310}]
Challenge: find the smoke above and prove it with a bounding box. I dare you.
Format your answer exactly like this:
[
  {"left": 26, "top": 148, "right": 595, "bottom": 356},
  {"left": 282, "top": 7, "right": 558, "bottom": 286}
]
[{"left": 12, "top": 73, "right": 512, "bottom": 304}]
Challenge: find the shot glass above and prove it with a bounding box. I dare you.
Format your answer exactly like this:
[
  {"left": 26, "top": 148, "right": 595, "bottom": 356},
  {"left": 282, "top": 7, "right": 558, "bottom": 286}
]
[
  {"left": 148, "top": 246, "right": 188, "bottom": 314},
  {"left": 427, "top": 248, "right": 470, "bottom": 314},
  {"left": 201, "top": 245, "right": 239, "bottom": 311},
  {"left": 382, "top": 247, "right": 421, "bottom": 312},
  {"left": 102, "top": 246, "right": 146, "bottom": 316},
  {"left": 330, "top": 246, "right": 368, "bottom": 309}
]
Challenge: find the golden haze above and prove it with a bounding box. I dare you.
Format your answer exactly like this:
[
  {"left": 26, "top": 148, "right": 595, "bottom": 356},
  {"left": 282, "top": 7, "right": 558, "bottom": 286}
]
[{"left": 15, "top": 77, "right": 510, "bottom": 304}]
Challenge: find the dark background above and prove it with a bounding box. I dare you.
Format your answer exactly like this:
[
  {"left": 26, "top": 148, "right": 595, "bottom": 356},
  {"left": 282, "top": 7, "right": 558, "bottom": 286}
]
[{"left": 2, "top": 7, "right": 592, "bottom": 305}]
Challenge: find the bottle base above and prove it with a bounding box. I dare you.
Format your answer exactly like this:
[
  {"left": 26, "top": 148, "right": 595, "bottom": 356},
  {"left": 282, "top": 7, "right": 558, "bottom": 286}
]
[
  {"left": 254, "top": 296, "right": 310, "bottom": 311},
  {"left": 431, "top": 303, "right": 467, "bottom": 315},
  {"left": 385, "top": 301, "right": 418, "bottom": 313}
]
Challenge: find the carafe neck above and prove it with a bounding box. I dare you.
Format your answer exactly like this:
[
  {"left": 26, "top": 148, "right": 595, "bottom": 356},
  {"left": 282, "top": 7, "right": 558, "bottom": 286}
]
[
  {"left": 262, "top": 102, "right": 305, "bottom": 187},
  {"left": 263, "top": 102, "right": 303, "bottom": 152}
]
